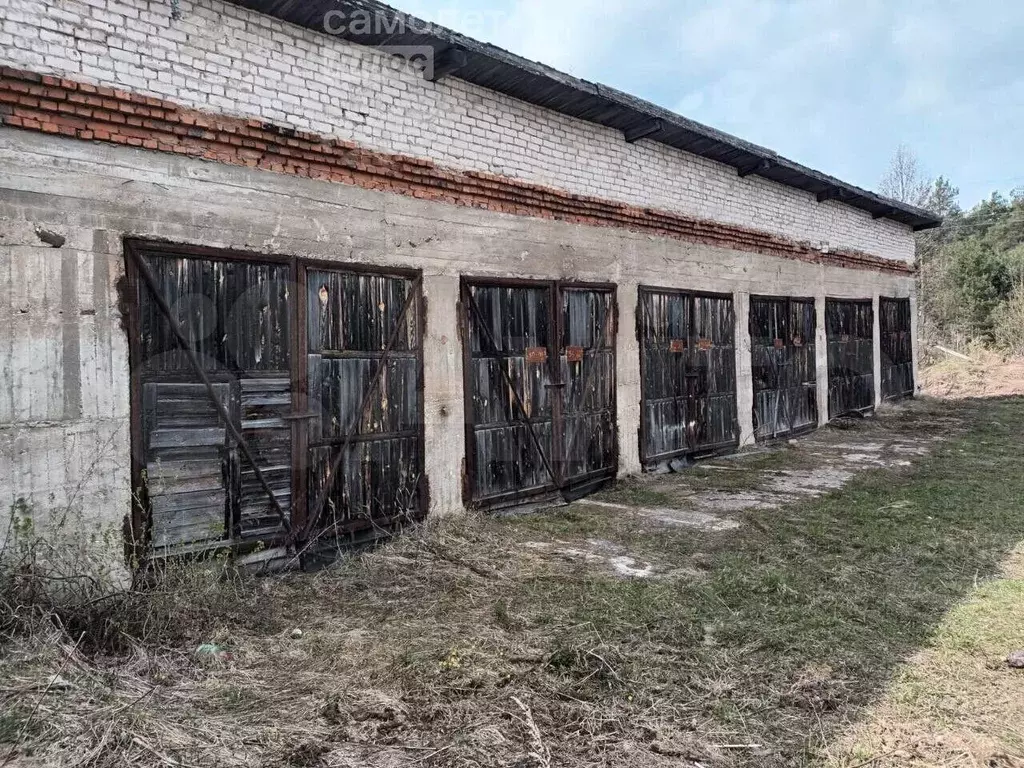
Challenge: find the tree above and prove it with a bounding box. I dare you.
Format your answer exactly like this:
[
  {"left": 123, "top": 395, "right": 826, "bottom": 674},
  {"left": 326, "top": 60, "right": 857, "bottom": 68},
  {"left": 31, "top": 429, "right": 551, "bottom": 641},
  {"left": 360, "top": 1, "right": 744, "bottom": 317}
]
[
  {"left": 946, "top": 239, "right": 1004, "bottom": 339},
  {"left": 924, "top": 176, "right": 961, "bottom": 219},
  {"left": 884, "top": 150, "right": 961, "bottom": 346},
  {"left": 879, "top": 145, "right": 932, "bottom": 208},
  {"left": 878, "top": 147, "right": 1023, "bottom": 354},
  {"left": 994, "top": 284, "right": 1024, "bottom": 356}
]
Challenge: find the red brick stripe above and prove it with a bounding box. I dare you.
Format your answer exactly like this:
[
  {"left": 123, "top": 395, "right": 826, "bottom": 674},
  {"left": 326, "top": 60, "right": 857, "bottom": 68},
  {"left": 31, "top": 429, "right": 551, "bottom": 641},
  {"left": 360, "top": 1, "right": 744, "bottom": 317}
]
[{"left": 0, "top": 66, "right": 913, "bottom": 275}]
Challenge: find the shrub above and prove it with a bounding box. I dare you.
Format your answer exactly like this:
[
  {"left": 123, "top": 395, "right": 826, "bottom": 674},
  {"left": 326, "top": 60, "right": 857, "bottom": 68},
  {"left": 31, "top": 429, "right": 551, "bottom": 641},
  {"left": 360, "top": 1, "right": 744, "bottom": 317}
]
[
  {"left": 992, "top": 283, "right": 1024, "bottom": 357},
  {"left": 1, "top": 502, "right": 258, "bottom": 654}
]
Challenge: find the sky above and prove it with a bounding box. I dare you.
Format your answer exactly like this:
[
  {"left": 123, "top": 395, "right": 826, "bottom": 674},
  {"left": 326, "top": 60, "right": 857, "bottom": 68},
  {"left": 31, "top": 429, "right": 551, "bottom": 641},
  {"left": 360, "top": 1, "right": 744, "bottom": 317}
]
[{"left": 396, "top": 0, "right": 1024, "bottom": 209}]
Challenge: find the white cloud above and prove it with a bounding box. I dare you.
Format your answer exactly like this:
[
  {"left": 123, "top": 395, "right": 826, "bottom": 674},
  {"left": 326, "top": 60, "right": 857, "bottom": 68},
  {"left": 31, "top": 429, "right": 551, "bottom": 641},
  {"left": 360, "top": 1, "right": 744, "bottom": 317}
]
[{"left": 404, "top": 0, "right": 1024, "bottom": 205}]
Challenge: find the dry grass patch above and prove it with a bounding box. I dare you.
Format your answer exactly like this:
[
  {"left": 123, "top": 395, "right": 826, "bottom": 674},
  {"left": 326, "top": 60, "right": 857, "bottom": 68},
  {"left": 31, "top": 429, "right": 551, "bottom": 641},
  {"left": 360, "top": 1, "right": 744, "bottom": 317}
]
[
  {"left": 2, "top": 397, "right": 1023, "bottom": 767},
  {"left": 921, "top": 348, "right": 1024, "bottom": 398}
]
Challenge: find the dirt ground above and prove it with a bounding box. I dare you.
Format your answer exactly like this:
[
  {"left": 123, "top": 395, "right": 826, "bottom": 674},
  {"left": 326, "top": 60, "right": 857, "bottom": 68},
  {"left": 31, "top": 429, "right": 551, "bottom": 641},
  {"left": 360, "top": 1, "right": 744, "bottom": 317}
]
[
  {"left": 3, "top": 391, "right": 1024, "bottom": 768},
  {"left": 920, "top": 351, "right": 1024, "bottom": 399}
]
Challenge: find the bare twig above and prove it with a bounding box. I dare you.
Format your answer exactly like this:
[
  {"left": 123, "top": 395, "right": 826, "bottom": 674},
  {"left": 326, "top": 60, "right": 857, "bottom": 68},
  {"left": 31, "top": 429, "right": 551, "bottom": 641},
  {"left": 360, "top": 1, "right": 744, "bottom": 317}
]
[
  {"left": 716, "top": 743, "right": 763, "bottom": 749},
  {"left": 420, "top": 539, "right": 500, "bottom": 580},
  {"left": 107, "top": 684, "right": 158, "bottom": 716},
  {"left": 409, "top": 744, "right": 454, "bottom": 764},
  {"left": 585, "top": 649, "right": 622, "bottom": 682},
  {"left": 843, "top": 751, "right": 899, "bottom": 768},
  {"left": 131, "top": 735, "right": 201, "bottom": 768},
  {"left": 934, "top": 345, "right": 973, "bottom": 362}
]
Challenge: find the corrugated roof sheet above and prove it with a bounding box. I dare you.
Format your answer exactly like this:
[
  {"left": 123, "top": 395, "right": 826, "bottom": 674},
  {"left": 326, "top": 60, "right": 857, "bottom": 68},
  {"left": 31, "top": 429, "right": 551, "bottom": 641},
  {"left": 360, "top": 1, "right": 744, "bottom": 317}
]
[{"left": 224, "top": 0, "right": 942, "bottom": 231}]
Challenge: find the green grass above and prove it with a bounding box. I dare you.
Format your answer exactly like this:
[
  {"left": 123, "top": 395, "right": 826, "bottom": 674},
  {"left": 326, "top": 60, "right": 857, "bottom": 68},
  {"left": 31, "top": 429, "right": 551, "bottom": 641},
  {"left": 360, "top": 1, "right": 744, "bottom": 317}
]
[
  {"left": 593, "top": 477, "right": 678, "bottom": 507},
  {"left": 494, "top": 397, "right": 1024, "bottom": 762},
  {"left": 5, "top": 397, "right": 1023, "bottom": 768}
]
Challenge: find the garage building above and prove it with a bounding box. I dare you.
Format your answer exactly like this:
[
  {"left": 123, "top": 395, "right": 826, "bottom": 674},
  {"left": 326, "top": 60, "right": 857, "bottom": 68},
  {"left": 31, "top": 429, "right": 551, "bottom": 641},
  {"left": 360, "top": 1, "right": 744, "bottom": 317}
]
[{"left": 0, "top": 0, "right": 939, "bottom": 565}]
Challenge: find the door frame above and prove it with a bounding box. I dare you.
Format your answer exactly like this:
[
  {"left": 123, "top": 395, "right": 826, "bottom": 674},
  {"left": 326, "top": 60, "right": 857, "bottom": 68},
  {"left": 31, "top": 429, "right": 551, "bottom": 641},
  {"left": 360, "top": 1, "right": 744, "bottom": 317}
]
[
  {"left": 459, "top": 276, "right": 619, "bottom": 509},
  {"left": 123, "top": 239, "right": 426, "bottom": 560}
]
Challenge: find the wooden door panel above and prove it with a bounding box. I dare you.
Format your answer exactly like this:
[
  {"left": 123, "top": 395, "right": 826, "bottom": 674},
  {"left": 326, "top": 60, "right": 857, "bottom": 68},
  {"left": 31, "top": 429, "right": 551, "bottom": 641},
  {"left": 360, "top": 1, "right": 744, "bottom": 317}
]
[
  {"left": 640, "top": 288, "right": 737, "bottom": 465},
  {"left": 827, "top": 299, "right": 875, "bottom": 418},
  {"left": 751, "top": 297, "right": 818, "bottom": 440}
]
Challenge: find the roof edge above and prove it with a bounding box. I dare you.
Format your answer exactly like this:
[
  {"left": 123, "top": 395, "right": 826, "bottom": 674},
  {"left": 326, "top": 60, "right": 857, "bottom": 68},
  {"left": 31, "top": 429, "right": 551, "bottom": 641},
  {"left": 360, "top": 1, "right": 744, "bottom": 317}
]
[{"left": 222, "top": 0, "right": 943, "bottom": 232}]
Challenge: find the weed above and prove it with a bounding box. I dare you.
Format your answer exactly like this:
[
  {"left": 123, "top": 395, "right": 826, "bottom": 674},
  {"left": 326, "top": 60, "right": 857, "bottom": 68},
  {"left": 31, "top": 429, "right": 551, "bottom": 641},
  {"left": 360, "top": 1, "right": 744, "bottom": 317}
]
[{"left": 0, "top": 512, "right": 274, "bottom": 654}]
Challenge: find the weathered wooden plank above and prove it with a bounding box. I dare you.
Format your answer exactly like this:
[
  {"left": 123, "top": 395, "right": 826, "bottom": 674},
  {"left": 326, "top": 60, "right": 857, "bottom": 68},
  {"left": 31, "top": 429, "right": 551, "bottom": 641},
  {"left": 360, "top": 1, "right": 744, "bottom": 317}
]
[
  {"left": 148, "top": 427, "right": 226, "bottom": 449},
  {"left": 241, "top": 394, "right": 291, "bottom": 407},
  {"left": 148, "top": 459, "right": 222, "bottom": 480},
  {"left": 148, "top": 473, "right": 224, "bottom": 495},
  {"left": 151, "top": 489, "right": 228, "bottom": 514},
  {"left": 241, "top": 377, "right": 292, "bottom": 392}
]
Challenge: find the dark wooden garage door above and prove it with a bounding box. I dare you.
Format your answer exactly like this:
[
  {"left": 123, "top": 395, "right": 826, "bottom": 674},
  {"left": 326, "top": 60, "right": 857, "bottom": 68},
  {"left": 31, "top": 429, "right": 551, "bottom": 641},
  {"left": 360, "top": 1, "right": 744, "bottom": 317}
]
[
  {"left": 750, "top": 296, "right": 818, "bottom": 441},
  {"left": 639, "top": 288, "right": 738, "bottom": 464},
  {"left": 304, "top": 267, "right": 425, "bottom": 546},
  {"left": 462, "top": 280, "right": 617, "bottom": 507},
  {"left": 826, "top": 299, "right": 875, "bottom": 418},
  {"left": 126, "top": 242, "right": 425, "bottom": 558},
  {"left": 880, "top": 297, "right": 915, "bottom": 400}
]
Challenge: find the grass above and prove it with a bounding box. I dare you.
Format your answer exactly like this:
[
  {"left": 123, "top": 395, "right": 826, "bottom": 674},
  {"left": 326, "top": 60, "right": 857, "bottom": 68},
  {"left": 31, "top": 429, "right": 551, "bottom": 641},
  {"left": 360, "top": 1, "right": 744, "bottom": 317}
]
[
  {"left": 826, "top": 544, "right": 1024, "bottom": 766},
  {"left": 2, "top": 397, "right": 1023, "bottom": 767},
  {"left": 595, "top": 477, "right": 679, "bottom": 507}
]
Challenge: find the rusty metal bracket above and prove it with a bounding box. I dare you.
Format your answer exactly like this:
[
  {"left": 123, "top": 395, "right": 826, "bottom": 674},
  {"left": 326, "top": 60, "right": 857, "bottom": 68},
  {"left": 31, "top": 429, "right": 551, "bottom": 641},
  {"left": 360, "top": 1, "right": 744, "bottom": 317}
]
[
  {"left": 131, "top": 251, "right": 293, "bottom": 535},
  {"left": 298, "top": 276, "right": 423, "bottom": 546}
]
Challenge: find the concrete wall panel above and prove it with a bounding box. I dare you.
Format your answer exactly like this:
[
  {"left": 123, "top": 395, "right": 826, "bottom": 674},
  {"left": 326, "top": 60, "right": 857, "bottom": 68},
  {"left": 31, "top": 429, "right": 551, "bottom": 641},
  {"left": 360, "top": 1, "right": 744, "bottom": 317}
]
[{"left": 0, "top": 131, "right": 917, "bottom": 553}]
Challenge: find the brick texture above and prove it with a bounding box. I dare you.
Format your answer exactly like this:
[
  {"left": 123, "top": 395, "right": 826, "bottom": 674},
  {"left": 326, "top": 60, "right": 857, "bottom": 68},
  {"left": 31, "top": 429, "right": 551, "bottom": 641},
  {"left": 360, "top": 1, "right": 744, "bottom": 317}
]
[
  {"left": 0, "top": 0, "right": 916, "bottom": 263},
  {"left": 0, "top": 66, "right": 912, "bottom": 275}
]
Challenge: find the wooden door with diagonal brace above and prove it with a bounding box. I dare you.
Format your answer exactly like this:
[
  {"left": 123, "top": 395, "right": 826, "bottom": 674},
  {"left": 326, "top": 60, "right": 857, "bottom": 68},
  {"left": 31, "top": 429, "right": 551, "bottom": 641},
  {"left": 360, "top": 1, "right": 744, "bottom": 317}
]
[
  {"left": 127, "top": 245, "right": 294, "bottom": 555},
  {"left": 639, "top": 288, "right": 738, "bottom": 465},
  {"left": 304, "top": 268, "right": 425, "bottom": 547},
  {"left": 461, "top": 279, "right": 617, "bottom": 508},
  {"left": 126, "top": 241, "right": 425, "bottom": 559}
]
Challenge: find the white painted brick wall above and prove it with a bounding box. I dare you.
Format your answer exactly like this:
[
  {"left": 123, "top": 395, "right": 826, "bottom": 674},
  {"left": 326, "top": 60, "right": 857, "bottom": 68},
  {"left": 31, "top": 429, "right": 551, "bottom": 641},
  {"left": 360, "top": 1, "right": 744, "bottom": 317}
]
[{"left": 1, "top": 0, "right": 915, "bottom": 262}]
